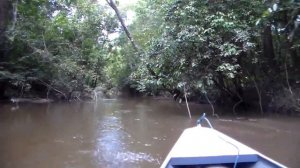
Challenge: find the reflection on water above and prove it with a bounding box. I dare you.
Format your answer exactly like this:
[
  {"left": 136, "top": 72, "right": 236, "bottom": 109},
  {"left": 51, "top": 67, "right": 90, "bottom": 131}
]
[
  {"left": 0, "top": 98, "right": 300, "bottom": 168},
  {"left": 95, "top": 115, "right": 150, "bottom": 167},
  {"left": 93, "top": 101, "right": 158, "bottom": 167}
]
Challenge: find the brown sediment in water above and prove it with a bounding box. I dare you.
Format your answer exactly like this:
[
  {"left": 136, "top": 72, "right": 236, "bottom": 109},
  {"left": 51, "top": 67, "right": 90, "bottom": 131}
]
[{"left": 0, "top": 98, "right": 299, "bottom": 168}]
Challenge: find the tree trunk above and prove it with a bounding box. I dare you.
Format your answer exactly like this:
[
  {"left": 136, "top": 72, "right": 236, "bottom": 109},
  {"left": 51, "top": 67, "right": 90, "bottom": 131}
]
[
  {"left": 0, "top": 0, "right": 12, "bottom": 67},
  {"left": 106, "top": 0, "right": 139, "bottom": 52},
  {"left": 0, "top": 0, "right": 11, "bottom": 35},
  {"left": 0, "top": 0, "right": 12, "bottom": 52},
  {"left": 106, "top": 0, "right": 170, "bottom": 90},
  {"left": 0, "top": 81, "right": 7, "bottom": 99},
  {"left": 262, "top": 24, "right": 277, "bottom": 73},
  {"left": 212, "top": 74, "right": 234, "bottom": 105}
]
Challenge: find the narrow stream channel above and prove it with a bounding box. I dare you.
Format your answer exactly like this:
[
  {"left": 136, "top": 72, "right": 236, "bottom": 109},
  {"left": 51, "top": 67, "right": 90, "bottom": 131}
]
[{"left": 0, "top": 98, "right": 299, "bottom": 168}]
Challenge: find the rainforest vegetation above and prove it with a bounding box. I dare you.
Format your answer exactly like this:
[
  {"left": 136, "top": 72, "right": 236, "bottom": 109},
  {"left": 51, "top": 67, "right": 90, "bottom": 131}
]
[{"left": 0, "top": 0, "right": 299, "bottom": 115}]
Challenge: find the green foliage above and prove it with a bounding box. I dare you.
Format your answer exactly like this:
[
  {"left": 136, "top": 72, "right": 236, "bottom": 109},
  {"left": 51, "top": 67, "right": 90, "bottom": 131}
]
[
  {"left": 130, "top": 1, "right": 260, "bottom": 90},
  {"left": 125, "top": 0, "right": 300, "bottom": 114},
  {"left": 1, "top": 0, "right": 118, "bottom": 98},
  {"left": 1, "top": 0, "right": 299, "bottom": 114}
]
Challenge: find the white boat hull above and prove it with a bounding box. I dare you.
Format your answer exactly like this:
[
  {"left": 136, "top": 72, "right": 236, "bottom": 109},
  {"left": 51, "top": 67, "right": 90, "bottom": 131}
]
[{"left": 161, "top": 127, "right": 286, "bottom": 168}]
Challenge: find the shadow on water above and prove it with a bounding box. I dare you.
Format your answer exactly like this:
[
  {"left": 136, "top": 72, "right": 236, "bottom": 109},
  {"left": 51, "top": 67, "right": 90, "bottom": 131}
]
[{"left": 0, "top": 98, "right": 299, "bottom": 168}]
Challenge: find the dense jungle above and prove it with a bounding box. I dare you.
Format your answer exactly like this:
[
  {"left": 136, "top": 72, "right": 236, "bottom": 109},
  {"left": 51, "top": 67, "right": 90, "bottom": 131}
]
[{"left": 0, "top": 0, "right": 300, "bottom": 115}]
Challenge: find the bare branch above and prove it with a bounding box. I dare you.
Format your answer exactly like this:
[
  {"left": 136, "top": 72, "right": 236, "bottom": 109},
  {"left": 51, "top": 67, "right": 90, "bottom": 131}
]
[{"left": 106, "top": 0, "right": 139, "bottom": 52}]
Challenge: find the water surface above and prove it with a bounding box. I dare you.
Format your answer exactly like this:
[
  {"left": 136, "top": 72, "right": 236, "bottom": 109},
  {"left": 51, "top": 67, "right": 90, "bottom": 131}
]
[{"left": 0, "top": 98, "right": 299, "bottom": 167}]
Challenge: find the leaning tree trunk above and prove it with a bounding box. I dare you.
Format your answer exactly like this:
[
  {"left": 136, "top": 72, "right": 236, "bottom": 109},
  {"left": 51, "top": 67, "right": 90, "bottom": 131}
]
[
  {"left": 106, "top": 0, "right": 139, "bottom": 52},
  {"left": 106, "top": 0, "right": 170, "bottom": 90}
]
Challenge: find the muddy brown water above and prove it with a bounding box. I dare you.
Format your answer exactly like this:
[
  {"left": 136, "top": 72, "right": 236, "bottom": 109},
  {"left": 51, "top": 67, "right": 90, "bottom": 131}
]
[{"left": 0, "top": 98, "right": 299, "bottom": 168}]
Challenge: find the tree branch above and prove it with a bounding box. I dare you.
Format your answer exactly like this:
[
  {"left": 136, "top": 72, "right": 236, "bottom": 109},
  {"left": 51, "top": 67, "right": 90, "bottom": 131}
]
[{"left": 106, "top": 0, "right": 139, "bottom": 52}]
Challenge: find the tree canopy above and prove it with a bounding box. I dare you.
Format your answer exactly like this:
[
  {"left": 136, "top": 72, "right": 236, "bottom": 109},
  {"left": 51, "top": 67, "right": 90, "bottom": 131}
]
[{"left": 0, "top": 0, "right": 299, "bottom": 114}]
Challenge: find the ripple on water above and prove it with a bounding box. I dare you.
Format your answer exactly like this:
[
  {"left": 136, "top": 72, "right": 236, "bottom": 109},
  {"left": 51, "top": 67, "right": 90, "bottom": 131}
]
[
  {"left": 116, "top": 151, "right": 157, "bottom": 163},
  {"left": 93, "top": 115, "right": 159, "bottom": 167},
  {"left": 114, "top": 110, "right": 132, "bottom": 114}
]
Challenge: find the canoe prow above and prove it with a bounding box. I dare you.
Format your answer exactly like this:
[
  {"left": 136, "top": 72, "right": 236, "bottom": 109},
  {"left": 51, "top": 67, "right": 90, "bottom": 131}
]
[{"left": 161, "top": 126, "right": 286, "bottom": 168}]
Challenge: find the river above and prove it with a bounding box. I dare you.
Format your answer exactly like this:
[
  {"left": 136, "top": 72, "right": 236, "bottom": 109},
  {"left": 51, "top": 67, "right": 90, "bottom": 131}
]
[{"left": 0, "top": 98, "right": 299, "bottom": 168}]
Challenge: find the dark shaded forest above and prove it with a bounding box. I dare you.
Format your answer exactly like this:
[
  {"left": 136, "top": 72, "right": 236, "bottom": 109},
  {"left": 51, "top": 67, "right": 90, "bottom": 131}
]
[{"left": 0, "top": 0, "right": 299, "bottom": 115}]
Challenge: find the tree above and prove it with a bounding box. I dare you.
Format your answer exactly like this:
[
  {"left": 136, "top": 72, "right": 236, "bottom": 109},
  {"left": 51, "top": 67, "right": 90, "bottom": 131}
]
[
  {"left": 125, "top": 0, "right": 300, "bottom": 114},
  {"left": 0, "top": 0, "right": 12, "bottom": 99},
  {"left": 1, "top": 0, "right": 118, "bottom": 99},
  {"left": 106, "top": 0, "right": 139, "bottom": 52}
]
